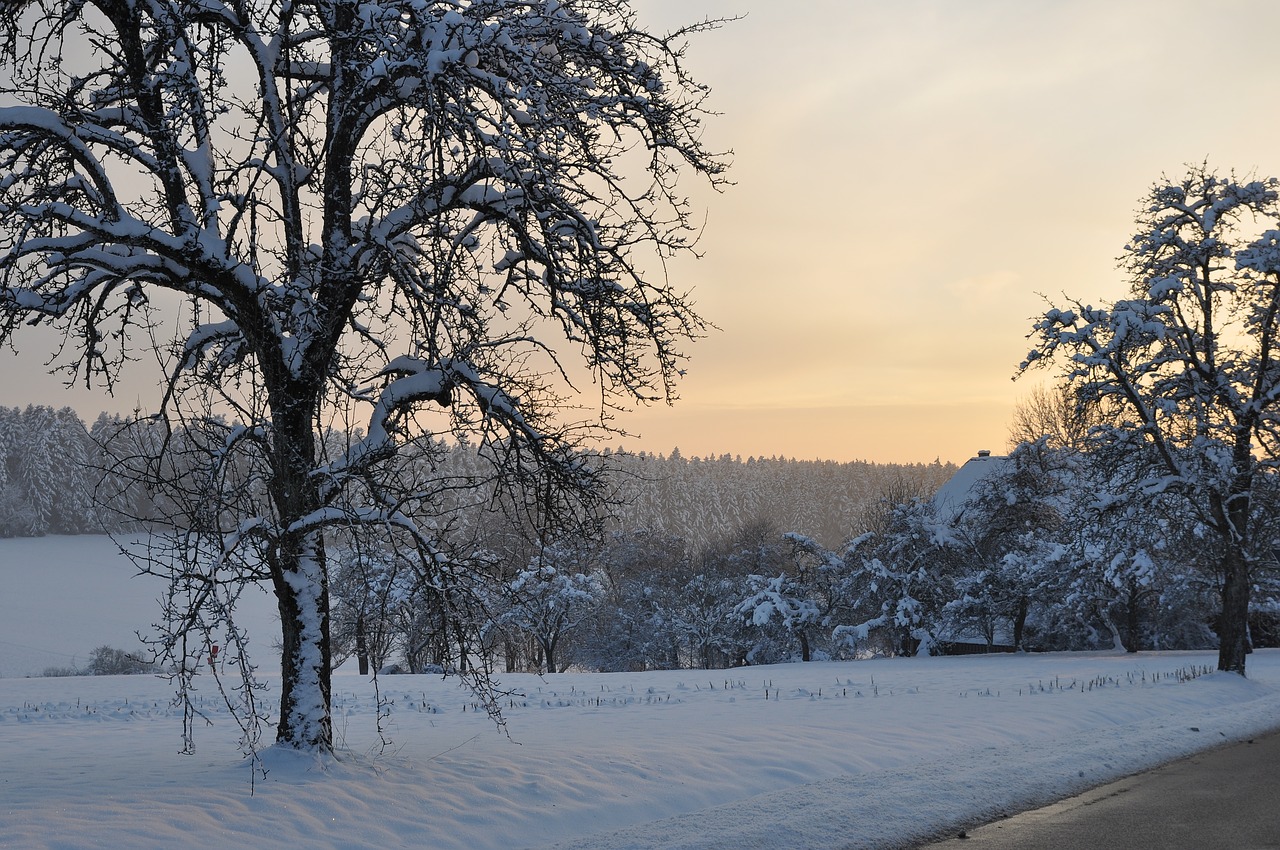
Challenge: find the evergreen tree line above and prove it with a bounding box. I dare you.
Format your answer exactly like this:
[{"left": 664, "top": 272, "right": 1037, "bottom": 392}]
[
  {"left": 599, "top": 448, "right": 956, "bottom": 550},
  {"left": 0, "top": 404, "right": 957, "bottom": 545},
  {"left": 0, "top": 406, "right": 208, "bottom": 537},
  {"left": 0, "top": 406, "right": 106, "bottom": 537},
  {"left": 0, "top": 406, "right": 954, "bottom": 543}
]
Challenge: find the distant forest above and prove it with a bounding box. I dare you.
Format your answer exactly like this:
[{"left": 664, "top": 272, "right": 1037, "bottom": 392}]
[{"left": 0, "top": 405, "right": 955, "bottom": 547}]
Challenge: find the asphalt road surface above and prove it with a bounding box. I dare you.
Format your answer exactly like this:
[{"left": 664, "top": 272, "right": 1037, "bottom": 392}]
[{"left": 917, "top": 729, "right": 1280, "bottom": 849}]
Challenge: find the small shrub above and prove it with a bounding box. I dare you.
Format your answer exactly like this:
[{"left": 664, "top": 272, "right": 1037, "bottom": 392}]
[{"left": 86, "top": 645, "right": 155, "bottom": 675}]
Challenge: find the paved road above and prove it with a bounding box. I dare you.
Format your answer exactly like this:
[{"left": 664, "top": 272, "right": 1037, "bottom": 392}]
[{"left": 917, "top": 730, "right": 1280, "bottom": 850}]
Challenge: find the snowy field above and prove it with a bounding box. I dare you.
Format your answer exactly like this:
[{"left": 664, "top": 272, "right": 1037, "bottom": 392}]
[{"left": 4, "top": 538, "right": 1280, "bottom": 850}]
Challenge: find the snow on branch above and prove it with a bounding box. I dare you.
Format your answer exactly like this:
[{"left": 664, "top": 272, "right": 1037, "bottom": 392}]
[{"left": 735, "top": 573, "right": 818, "bottom": 630}]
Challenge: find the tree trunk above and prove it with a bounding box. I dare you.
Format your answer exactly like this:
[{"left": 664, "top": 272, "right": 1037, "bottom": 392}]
[
  {"left": 504, "top": 637, "right": 517, "bottom": 673},
  {"left": 1098, "top": 607, "right": 1126, "bottom": 652},
  {"left": 272, "top": 534, "right": 334, "bottom": 750},
  {"left": 355, "top": 611, "right": 370, "bottom": 676},
  {"left": 1013, "top": 596, "right": 1028, "bottom": 651},
  {"left": 1124, "top": 584, "right": 1142, "bottom": 654},
  {"left": 265, "top": 384, "right": 333, "bottom": 751},
  {"left": 1218, "top": 544, "right": 1251, "bottom": 675},
  {"left": 798, "top": 630, "right": 811, "bottom": 662},
  {"left": 1215, "top": 470, "right": 1253, "bottom": 676},
  {"left": 541, "top": 634, "right": 558, "bottom": 674}
]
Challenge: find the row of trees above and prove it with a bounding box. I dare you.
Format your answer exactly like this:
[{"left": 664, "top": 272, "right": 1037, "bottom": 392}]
[
  {"left": 607, "top": 449, "right": 954, "bottom": 549},
  {"left": 43, "top": 645, "right": 159, "bottom": 677},
  {"left": 751, "top": 435, "right": 1278, "bottom": 666},
  {"left": 15, "top": 166, "right": 1280, "bottom": 686},
  {"left": 328, "top": 521, "right": 803, "bottom": 676},
  {"left": 0, "top": 404, "right": 953, "bottom": 548},
  {"left": 327, "top": 419, "right": 1278, "bottom": 679}
]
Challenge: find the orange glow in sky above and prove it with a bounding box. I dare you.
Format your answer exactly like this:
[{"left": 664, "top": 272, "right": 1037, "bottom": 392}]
[
  {"left": 4, "top": 0, "right": 1280, "bottom": 465},
  {"left": 612, "top": 0, "right": 1280, "bottom": 463}
]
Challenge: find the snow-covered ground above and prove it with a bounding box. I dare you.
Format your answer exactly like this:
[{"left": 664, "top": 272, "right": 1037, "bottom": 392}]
[
  {"left": 4, "top": 537, "right": 1280, "bottom": 850},
  {"left": 0, "top": 535, "right": 279, "bottom": 680}
]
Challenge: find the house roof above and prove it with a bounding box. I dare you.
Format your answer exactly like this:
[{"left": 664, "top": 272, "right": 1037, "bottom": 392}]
[{"left": 932, "top": 451, "right": 1009, "bottom": 522}]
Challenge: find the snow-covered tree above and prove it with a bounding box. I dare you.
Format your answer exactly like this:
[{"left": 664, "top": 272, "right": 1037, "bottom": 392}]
[
  {"left": 576, "top": 528, "right": 689, "bottom": 671},
  {"left": 1007, "top": 382, "right": 1105, "bottom": 452},
  {"left": 0, "top": 0, "right": 726, "bottom": 749},
  {"left": 664, "top": 567, "right": 753, "bottom": 668},
  {"left": 821, "top": 501, "right": 963, "bottom": 657},
  {"left": 329, "top": 543, "right": 411, "bottom": 675},
  {"left": 732, "top": 529, "right": 869, "bottom": 662},
  {"left": 945, "top": 439, "right": 1071, "bottom": 651},
  {"left": 735, "top": 571, "right": 820, "bottom": 661},
  {"left": 1041, "top": 444, "right": 1219, "bottom": 653},
  {"left": 1022, "top": 165, "right": 1280, "bottom": 675},
  {"left": 495, "top": 543, "right": 603, "bottom": 673}
]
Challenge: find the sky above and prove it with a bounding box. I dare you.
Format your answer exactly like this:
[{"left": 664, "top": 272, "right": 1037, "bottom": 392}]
[
  {"left": 3, "top": 0, "right": 1280, "bottom": 465},
  {"left": 613, "top": 0, "right": 1280, "bottom": 463}
]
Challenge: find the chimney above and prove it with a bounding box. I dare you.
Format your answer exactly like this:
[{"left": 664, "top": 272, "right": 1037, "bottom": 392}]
[{"left": 977, "top": 450, "right": 991, "bottom": 458}]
